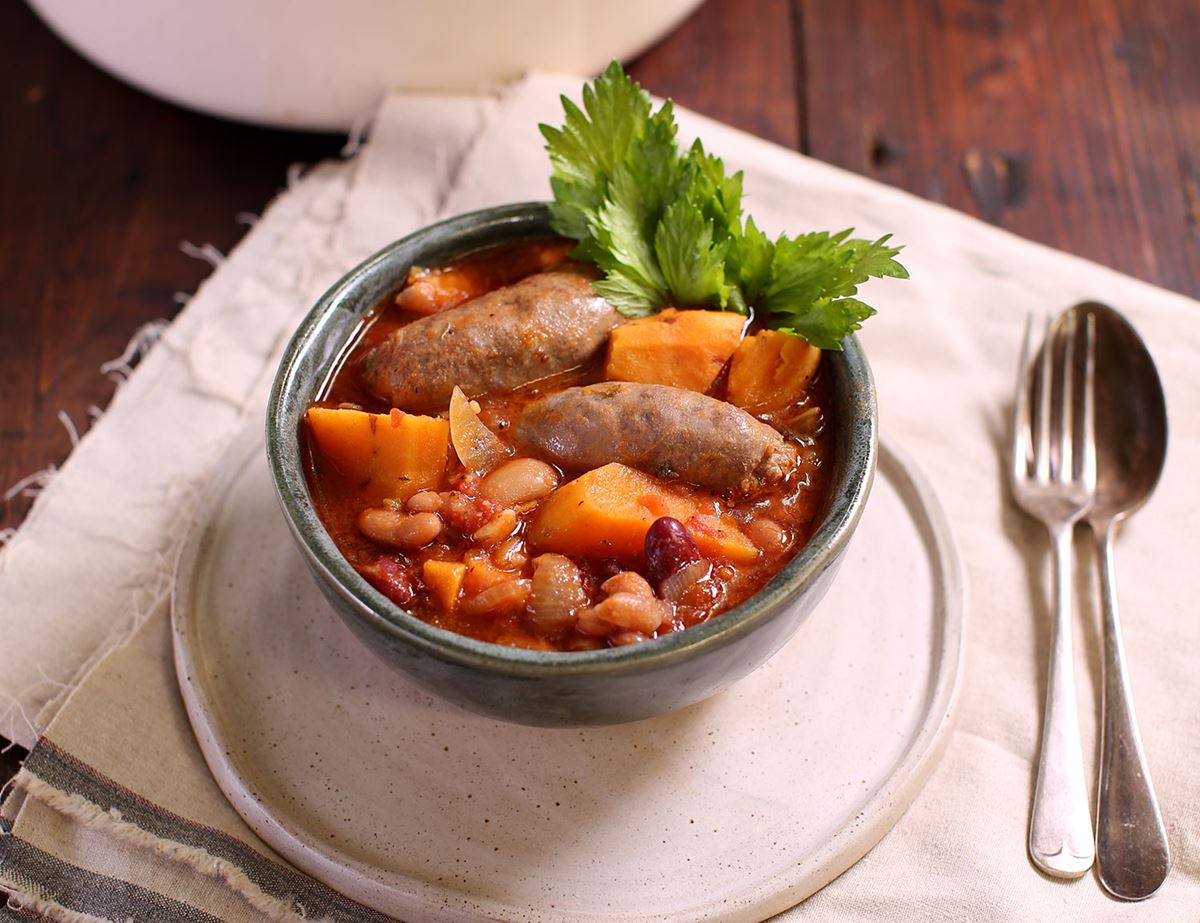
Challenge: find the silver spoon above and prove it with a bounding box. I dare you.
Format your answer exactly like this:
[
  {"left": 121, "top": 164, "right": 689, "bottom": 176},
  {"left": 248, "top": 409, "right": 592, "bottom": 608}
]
[{"left": 1071, "top": 302, "right": 1171, "bottom": 900}]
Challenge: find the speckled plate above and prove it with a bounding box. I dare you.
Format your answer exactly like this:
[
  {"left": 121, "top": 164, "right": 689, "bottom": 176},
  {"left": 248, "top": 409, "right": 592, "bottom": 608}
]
[{"left": 173, "top": 429, "right": 965, "bottom": 922}]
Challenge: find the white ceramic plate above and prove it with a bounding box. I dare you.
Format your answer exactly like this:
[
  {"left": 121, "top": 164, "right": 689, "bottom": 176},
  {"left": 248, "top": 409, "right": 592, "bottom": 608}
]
[{"left": 173, "top": 430, "right": 965, "bottom": 922}]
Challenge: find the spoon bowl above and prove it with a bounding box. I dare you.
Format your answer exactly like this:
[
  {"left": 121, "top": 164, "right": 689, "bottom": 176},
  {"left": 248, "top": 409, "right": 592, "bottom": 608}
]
[
  {"left": 1065, "top": 301, "right": 1171, "bottom": 901},
  {"left": 1081, "top": 302, "right": 1168, "bottom": 523}
]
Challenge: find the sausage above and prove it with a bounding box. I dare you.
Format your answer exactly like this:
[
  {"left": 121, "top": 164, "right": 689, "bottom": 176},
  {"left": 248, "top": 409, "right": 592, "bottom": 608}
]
[
  {"left": 360, "top": 269, "right": 623, "bottom": 412},
  {"left": 513, "top": 382, "right": 797, "bottom": 493}
]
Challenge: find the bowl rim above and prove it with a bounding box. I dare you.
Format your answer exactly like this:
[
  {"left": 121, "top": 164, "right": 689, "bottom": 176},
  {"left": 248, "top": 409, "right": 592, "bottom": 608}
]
[{"left": 266, "top": 202, "right": 877, "bottom": 678}]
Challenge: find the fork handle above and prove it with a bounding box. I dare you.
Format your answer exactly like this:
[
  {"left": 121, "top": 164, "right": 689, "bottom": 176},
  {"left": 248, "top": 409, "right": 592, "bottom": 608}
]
[
  {"left": 1093, "top": 520, "right": 1171, "bottom": 899},
  {"left": 1029, "top": 524, "right": 1095, "bottom": 878}
]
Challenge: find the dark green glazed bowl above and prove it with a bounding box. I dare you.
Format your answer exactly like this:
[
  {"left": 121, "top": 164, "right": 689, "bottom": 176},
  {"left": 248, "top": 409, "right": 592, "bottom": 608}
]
[{"left": 267, "top": 202, "right": 877, "bottom": 727}]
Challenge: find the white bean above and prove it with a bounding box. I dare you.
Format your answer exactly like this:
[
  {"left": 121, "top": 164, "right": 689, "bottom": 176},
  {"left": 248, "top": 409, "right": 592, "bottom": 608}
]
[
  {"left": 600, "top": 571, "right": 655, "bottom": 599},
  {"left": 406, "top": 490, "right": 443, "bottom": 513},
  {"left": 479, "top": 458, "right": 559, "bottom": 506},
  {"left": 472, "top": 508, "right": 518, "bottom": 546},
  {"left": 357, "top": 509, "right": 443, "bottom": 550},
  {"left": 577, "top": 581, "right": 669, "bottom": 636},
  {"left": 744, "top": 517, "right": 788, "bottom": 552}
]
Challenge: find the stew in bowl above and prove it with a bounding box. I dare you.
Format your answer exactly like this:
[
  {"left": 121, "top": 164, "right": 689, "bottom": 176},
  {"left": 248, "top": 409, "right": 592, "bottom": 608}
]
[
  {"left": 303, "top": 238, "right": 836, "bottom": 652},
  {"left": 266, "top": 63, "right": 898, "bottom": 724}
]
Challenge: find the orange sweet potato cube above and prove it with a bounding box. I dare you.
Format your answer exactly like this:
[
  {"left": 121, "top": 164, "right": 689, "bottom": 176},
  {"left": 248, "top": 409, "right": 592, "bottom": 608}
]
[
  {"left": 305, "top": 406, "right": 449, "bottom": 505},
  {"left": 528, "top": 463, "right": 758, "bottom": 564},
  {"left": 423, "top": 560, "right": 467, "bottom": 612},
  {"left": 726, "top": 329, "right": 821, "bottom": 411},
  {"left": 605, "top": 309, "right": 746, "bottom": 393}
]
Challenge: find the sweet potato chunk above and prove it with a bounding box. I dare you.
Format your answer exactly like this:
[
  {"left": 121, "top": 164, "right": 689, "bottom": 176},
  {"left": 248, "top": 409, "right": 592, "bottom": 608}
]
[
  {"left": 305, "top": 407, "right": 449, "bottom": 505},
  {"left": 605, "top": 309, "right": 746, "bottom": 393},
  {"left": 726, "top": 329, "right": 821, "bottom": 411},
  {"left": 528, "top": 463, "right": 758, "bottom": 564},
  {"left": 462, "top": 558, "right": 516, "bottom": 596},
  {"left": 423, "top": 560, "right": 466, "bottom": 612}
]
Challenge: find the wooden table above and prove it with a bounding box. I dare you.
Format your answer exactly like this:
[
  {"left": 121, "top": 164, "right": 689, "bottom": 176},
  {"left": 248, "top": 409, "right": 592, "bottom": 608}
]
[{"left": 3, "top": 0, "right": 1197, "bottom": 782}]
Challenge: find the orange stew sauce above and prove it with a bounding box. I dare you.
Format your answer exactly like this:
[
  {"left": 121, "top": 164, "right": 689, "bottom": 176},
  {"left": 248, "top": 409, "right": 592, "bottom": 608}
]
[{"left": 303, "top": 239, "right": 833, "bottom": 651}]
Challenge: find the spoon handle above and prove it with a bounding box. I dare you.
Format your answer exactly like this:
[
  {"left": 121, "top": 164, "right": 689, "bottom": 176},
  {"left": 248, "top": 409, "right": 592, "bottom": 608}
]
[
  {"left": 1094, "top": 522, "right": 1171, "bottom": 899},
  {"left": 1029, "top": 524, "right": 1095, "bottom": 878}
]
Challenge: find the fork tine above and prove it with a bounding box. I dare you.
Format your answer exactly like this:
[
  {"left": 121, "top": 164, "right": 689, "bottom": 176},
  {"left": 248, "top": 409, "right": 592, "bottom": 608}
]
[
  {"left": 1080, "top": 312, "right": 1097, "bottom": 491},
  {"left": 1034, "top": 316, "right": 1054, "bottom": 482},
  {"left": 1057, "top": 311, "right": 1077, "bottom": 483},
  {"left": 1011, "top": 314, "right": 1035, "bottom": 485}
]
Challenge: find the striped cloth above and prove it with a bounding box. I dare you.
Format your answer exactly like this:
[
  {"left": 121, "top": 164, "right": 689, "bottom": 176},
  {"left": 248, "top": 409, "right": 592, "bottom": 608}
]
[{"left": 4, "top": 743, "right": 390, "bottom": 921}]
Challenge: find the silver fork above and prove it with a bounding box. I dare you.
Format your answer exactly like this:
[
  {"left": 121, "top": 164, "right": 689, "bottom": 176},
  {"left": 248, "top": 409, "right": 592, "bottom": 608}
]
[{"left": 1010, "top": 310, "right": 1097, "bottom": 878}]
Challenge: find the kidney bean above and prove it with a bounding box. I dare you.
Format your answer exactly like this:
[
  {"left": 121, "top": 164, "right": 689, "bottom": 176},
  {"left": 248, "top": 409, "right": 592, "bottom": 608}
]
[{"left": 644, "top": 517, "right": 702, "bottom": 589}]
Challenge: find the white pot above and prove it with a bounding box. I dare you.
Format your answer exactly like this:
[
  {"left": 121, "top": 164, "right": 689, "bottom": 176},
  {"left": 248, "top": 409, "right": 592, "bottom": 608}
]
[{"left": 28, "top": 0, "right": 704, "bottom": 131}]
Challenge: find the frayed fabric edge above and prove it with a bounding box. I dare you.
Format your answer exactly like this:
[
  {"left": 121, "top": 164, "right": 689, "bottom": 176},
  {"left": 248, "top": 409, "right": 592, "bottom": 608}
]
[
  {"left": 2, "top": 317, "right": 170, "bottom": 513},
  {"left": 99, "top": 320, "right": 169, "bottom": 385},
  {"left": 2, "top": 159, "right": 361, "bottom": 750},
  {"left": 11, "top": 774, "right": 331, "bottom": 923},
  {"left": 0, "top": 313, "right": 180, "bottom": 745},
  {"left": 3, "top": 106, "right": 371, "bottom": 551},
  {"left": 5, "top": 893, "right": 117, "bottom": 923}
]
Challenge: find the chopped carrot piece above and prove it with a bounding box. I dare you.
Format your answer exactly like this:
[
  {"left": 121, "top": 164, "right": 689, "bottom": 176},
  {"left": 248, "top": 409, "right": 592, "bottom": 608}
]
[
  {"left": 423, "top": 560, "right": 467, "bottom": 612},
  {"left": 463, "top": 558, "right": 515, "bottom": 596}
]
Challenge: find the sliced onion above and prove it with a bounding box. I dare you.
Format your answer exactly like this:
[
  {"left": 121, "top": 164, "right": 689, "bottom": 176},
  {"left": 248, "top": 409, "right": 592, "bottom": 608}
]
[
  {"left": 528, "top": 554, "right": 588, "bottom": 633},
  {"left": 774, "top": 405, "right": 822, "bottom": 439},
  {"left": 459, "top": 578, "right": 531, "bottom": 618},
  {"left": 660, "top": 560, "right": 711, "bottom": 604},
  {"left": 449, "top": 385, "right": 513, "bottom": 474}
]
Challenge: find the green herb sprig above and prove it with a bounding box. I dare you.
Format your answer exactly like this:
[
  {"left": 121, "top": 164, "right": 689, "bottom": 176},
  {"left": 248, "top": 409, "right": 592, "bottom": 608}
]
[{"left": 540, "top": 62, "right": 908, "bottom": 349}]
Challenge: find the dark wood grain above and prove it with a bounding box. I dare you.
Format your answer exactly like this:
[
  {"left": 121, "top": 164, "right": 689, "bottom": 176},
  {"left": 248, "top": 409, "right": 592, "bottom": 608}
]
[
  {"left": 0, "top": 1, "right": 343, "bottom": 535},
  {"left": 0, "top": 745, "right": 20, "bottom": 794},
  {"left": 0, "top": 1, "right": 340, "bottom": 774},
  {"left": 798, "top": 0, "right": 1200, "bottom": 297},
  {"left": 628, "top": 0, "right": 803, "bottom": 149}
]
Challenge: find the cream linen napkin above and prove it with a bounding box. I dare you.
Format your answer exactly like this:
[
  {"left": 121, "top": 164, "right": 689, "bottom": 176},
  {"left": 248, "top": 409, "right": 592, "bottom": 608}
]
[{"left": 3, "top": 74, "right": 1199, "bottom": 920}]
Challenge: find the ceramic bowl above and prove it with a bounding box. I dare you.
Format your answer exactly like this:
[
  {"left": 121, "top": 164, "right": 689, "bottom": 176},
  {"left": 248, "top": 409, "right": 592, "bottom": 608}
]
[{"left": 266, "top": 202, "right": 877, "bottom": 727}]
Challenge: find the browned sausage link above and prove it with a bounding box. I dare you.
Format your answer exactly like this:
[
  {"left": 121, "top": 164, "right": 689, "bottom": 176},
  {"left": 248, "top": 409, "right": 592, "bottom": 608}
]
[
  {"left": 360, "top": 268, "right": 623, "bottom": 412},
  {"left": 514, "top": 382, "right": 798, "bottom": 493}
]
